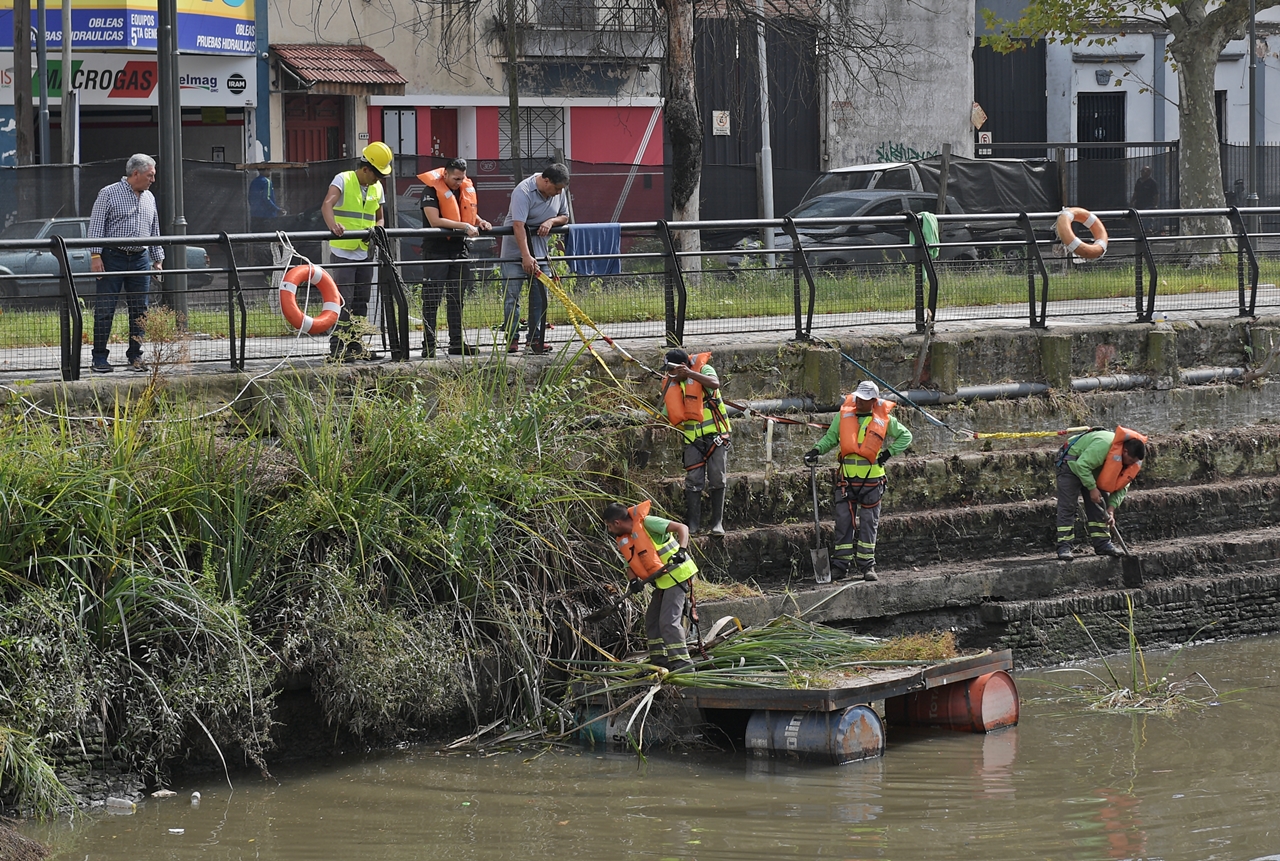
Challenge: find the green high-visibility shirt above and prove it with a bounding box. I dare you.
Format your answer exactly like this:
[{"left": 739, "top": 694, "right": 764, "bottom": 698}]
[{"left": 1066, "top": 429, "right": 1128, "bottom": 509}]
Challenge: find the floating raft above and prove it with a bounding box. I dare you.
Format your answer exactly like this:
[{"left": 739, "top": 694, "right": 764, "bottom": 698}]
[{"left": 581, "top": 650, "right": 1018, "bottom": 765}]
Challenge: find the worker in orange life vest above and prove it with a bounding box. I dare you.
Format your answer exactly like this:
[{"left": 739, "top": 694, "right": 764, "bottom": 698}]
[
  {"left": 602, "top": 500, "right": 699, "bottom": 671},
  {"left": 419, "top": 158, "right": 491, "bottom": 357},
  {"left": 803, "top": 380, "right": 913, "bottom": 581},
  {"left": 661, "top": 348, "right": 731, "bottom": 535},
  {"left": 1055, "top": 426, "right": 1147, "bottom": 560}
]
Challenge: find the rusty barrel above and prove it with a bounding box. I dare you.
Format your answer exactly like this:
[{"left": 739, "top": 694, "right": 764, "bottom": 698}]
[
  {"left": 745, "top": 704, "right": 885, "bottom": 765},
  {"left": 884, "top": 670, "right": 1019, "bottom": 733}
]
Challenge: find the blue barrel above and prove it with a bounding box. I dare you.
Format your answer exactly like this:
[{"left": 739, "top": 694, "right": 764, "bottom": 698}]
[{"left": 744, "top": 705, "right": 885, "bottom": 765}]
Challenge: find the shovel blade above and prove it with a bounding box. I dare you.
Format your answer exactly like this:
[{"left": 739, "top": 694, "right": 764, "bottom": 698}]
[{"left": 812, "top": 547, "right": 832, "bottom": 584}]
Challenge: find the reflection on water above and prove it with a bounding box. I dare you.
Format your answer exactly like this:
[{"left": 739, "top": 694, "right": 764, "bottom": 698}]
[{"left": 24, "top": 634, "right": 1280, "bottom": 861}]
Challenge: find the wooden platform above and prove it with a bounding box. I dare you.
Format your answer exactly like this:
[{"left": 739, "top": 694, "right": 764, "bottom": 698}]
[{"left": 675, "top": 649, "right": 1014, "bottom": 713}]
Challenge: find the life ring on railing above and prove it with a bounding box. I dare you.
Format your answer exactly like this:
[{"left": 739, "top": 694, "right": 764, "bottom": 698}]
[
  {"left": 1055, "top": 207, "right": 1108, "bottom": 260},
  {"left": 280, "top": 264, "right": 341, "bottom": 334}
]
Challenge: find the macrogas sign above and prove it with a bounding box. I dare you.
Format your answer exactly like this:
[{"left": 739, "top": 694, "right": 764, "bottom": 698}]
[
  {"left": 0, "top": 53, "right": 257, "bottom": 106},
  {"left": 0, "top": 0, "right": 257, "bottom": 56}
]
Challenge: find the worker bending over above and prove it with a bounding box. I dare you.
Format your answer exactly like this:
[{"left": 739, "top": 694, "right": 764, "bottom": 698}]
[
  {"left": 804, "top": 381, "right": 912, "bottom": 581},
  {"left": 1055, "top": 426, "right": 1147, "bottom": 560},
  {"left": 602, "top": 501, "right": 698, "bottom": 671}
]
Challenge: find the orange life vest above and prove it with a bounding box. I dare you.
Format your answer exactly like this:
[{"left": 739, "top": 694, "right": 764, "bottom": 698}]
[
  {"left": 1096, "top": 425, "right": 1147, "bottom": 493},
  {"left": 418, "top": 168, "right": 479, "bottom": 226},
  {"left": 662, "top": 351, "right": 713, "bottom": 427},
  {"left": 612, "top": 501, "right": 677, "bottom": 582},
  {"left": 838, "top": 395, "right": 895, "bottom": 462}
]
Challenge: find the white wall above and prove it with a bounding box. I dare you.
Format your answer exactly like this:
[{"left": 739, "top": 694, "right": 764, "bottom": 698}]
[
  {"left": 1047, "top": 30, "right": 1280, "bottom": 145},
  {"left": 823, "top": 0, "right": 976, "bottom": 168}
]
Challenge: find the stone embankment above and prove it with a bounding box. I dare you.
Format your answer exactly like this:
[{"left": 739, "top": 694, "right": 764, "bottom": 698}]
[{"left": 618, "top": 318, "right": 1280, "bottom": 666}]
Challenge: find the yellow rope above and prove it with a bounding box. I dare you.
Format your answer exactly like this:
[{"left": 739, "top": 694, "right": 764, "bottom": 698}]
[{"left": 971, "top": 426, "right": 1094, "bottom": 440}]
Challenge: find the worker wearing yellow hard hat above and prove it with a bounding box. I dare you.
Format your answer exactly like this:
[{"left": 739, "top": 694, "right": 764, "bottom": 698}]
[{"left": 321, "top": 140, "right": 393, "bottom": 362}]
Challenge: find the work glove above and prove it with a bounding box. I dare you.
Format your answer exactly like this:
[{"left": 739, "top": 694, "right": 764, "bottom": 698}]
[
  {"left": 803, "top": 448, "right": 820, "bottom": 466},
  {"left": 627, "top": 578, "right": 646, "bottom": 595},
  {"left": 876, "top": 450, "right": 892, "bottom": 466}
]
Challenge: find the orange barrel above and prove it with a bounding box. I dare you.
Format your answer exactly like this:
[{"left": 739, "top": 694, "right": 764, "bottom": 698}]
[
  {"left": 884, "top": 671, "right": 1019, "bottom": 733},
  {"left": 745, "top": 705, "right": 885, "bottom": 765}
]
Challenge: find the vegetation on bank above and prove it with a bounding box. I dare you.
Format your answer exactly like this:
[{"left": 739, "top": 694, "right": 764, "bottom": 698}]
[{"left": 0, "top": 361, "right": 651, "bottom": 816}]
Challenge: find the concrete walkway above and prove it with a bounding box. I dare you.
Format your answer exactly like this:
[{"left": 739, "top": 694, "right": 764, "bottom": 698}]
[{"left": 2, "top": 284, "right": 1279, "bottom": 384}]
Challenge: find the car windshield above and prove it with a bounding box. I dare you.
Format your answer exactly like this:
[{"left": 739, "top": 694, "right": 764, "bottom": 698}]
[
  {"left": 804, "top": 171, "right": 876, "bottom": 200},
  {"left": 0, "top": 221, "right": 46, "bottom": 240},
  {"left": 787, "top": 195, "right": 876, "bottom": 220}
]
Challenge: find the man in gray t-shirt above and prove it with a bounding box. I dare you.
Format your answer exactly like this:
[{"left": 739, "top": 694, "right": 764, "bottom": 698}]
[{"left": 500, "top": 163, "right": 570, "bottom": 354}]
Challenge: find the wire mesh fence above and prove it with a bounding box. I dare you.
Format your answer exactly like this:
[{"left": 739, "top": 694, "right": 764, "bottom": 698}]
[{"left": 0, "top": 203, "right": 1276, "bottom": 381}]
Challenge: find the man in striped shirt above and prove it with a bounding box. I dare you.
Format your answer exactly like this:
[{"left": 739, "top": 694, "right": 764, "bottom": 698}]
[{"left": 88, "top": 153, "right": 164, "bottom": 373}]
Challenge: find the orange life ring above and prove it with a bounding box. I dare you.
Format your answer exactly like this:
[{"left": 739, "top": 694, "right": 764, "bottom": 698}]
[
  {"left": 280, "top": 264, "right": 342, "bottom": 334},
  {"left": 1055, "top": 207, "right": 1108, "bottom": 260}
]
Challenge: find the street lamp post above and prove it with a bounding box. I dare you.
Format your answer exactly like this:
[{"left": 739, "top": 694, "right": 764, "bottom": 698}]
[{"left": 156, "top": 0, "right": 188, "bottom": 318}]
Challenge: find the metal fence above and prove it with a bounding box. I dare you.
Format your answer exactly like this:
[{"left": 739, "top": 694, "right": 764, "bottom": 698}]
[{"left": 1, "top": 205, "right": 1276, "bottom": 381}]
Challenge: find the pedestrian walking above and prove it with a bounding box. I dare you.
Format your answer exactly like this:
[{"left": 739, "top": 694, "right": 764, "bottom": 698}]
[
  {"left": 602, "top": 500, "right": 698, "bottom": 671},
  {"left": 499, "top": 163, "right": 570, "bottom": 354},
  {"left": 418, "top": 158, "right": 491, "bottom": 357},
  {"left": 87, "top": 153, "right": 165, "bottom": 373},
  {"left": 803, "top": 381, "right": 913, "bottom": 581},
  {"left": 249, "top": 166, "right": 285, "bottom": 232},
  {"left": 321, "top": 141, "right": 392, "bottom": 362},
  {"left": 1055, "top": 426, "right": 1147, "bottom": 560},
  {"left": 662, "top": 348, "right": 731, "bottom": 535}
]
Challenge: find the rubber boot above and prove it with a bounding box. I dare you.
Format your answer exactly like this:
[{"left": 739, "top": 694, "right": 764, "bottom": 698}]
[
  {"left": 707, "top": 488, "right": 726, "bottom": 535},
  {"left": 422, "top": 329, "right": 436, "bottom": 359},
  {"left": 685, "top": 488, "right": 703, "bottom": 534}
]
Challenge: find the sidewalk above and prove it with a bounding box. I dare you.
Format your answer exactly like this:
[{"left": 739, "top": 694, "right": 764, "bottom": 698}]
[{"left": 2, "top": 285, "right": 1278, "bottom": 384}]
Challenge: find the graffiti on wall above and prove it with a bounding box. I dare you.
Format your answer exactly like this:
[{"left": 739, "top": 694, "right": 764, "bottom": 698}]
[{"left": 874, "top": 141, "right": 941, "bottom": 162}]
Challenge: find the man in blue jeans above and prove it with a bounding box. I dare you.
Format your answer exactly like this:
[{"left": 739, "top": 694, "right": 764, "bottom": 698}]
[
  {"left": 88, "top": 153, "right": 165, "bottom": 373},
  {"left": 499, "top": 163, "right": 570, "bottom": 354}
]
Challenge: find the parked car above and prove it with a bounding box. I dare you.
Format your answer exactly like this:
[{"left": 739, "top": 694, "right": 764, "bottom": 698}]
[
  {"left": 0, "top": 218, "right": 212, "bottom": 302},
  {"left": 799, "top": 162, "right": 923, "bottom": 203},
  {"left": 774, "top": 190, "right": 977, "bottom": 272}
]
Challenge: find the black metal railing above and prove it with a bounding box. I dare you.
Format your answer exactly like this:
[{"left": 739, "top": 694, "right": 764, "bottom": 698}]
[{"left": 0, "top": 205, "right": 1276, "bottom": 382}]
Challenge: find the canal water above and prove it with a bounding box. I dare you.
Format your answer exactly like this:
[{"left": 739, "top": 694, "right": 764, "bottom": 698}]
[{"left": 25, "top": 634, "right": 1280, "bottom": 861}]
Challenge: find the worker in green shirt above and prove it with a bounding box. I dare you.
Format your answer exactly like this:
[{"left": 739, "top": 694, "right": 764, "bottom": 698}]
[
  {"left": 803, "top": 381, "right": 912, "bottom": 581},
  {"left": 1055, "top": 426, "right": 1147, "bottom": 560}
]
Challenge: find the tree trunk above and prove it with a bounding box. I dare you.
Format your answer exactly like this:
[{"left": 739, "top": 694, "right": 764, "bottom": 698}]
[
  {"left": 1170, "top": 25, "right": 1231, "bottom": 251},
  {"left": 665, "top": 0, "right": 701, "bottom": 266},
  {"left": 14, "top": 0, "right": 33, "bottom": 165},
  {"left": 505, "top": 0, "right": 523, "bottom": 183}
]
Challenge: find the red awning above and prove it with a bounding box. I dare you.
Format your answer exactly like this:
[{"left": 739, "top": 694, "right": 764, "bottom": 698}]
[{"left": 270, "top": 44, "right": 406, "bottom": 96}]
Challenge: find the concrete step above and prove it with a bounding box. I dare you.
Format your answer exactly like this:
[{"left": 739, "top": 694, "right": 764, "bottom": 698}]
[
  {"left": 689, "top": 476, "right": 1280, "bottom": 585},
  {"left": 698, "top": 525, "right": 1280, "bottom": 650},
  {"left": 650, "top": 425, "right": 1280, "bottom": 527}
]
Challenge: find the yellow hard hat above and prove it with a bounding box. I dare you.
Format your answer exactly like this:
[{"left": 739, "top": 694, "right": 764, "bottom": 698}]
[{"left": 361, "top": 141, "right": 393, "bottom": 175}]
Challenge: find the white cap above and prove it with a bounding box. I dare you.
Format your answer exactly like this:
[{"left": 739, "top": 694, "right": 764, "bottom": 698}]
[{"left": 854, "top": 380, "right": 879, "bottom": 400}]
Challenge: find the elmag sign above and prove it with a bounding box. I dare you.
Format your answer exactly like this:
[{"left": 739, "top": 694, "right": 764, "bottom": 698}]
[
  {"left": 0, "top": 53, "right": 257, "bottom": 106},
  {"left": 0, "top": 0, "right": 256, "bottom": 56}
]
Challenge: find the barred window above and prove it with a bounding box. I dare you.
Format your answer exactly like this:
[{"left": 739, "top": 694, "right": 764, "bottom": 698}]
[{"left": 498, "top": 107, "right": 566, "bottom": 163}]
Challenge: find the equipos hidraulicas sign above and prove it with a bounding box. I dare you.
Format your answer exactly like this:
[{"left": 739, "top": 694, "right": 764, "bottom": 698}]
[
  {"left": 0, "top": 53, "right": 257, "bottom": 106},
  {"left": 0, "top": 0, "right": 256, "bottom": 56}
]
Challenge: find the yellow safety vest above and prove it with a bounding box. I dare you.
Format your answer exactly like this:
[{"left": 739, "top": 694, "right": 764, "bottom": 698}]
[{"left": 331, "top": 171, "right": 384, "bottom": 253}]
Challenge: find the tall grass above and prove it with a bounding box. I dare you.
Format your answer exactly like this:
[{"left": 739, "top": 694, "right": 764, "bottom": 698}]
[{"left": 0, "top": 357, "right": 638, "bottom": 815}]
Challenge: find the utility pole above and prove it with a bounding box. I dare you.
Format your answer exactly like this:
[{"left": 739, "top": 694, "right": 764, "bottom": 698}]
[
  {"left": 156, "top": 0, "right": 188, "bottom": 318},
  {"left": 14, "top": 0, "right": 33, "bottom": 164},
  {"left": 1247, "top": 0, "right": 1260, "bottom": 216},
  {"left": 505, "top": 0, "right": 523, "bottom": 184},
  {"left": 61, "top": 0, "right": 76, "bottom": 166},
  {"left": 36, "top": 0, "right": 49, "bottom": 163},
  {"left": 755, "top": 0, "right": 775, "bottom": 266}
]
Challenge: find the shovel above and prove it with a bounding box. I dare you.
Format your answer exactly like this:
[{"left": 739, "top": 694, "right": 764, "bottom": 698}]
[
  {"left": 1111, "top": 520, "right": 1144, "bottom": 588},
  {"left": 810, "top": 463, "right": 832, "bottom": 584}
]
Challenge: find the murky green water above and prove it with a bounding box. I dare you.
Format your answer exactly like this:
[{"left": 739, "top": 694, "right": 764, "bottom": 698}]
[{"left": 24, "top": 635, "right": 1280, "bottom": 860}]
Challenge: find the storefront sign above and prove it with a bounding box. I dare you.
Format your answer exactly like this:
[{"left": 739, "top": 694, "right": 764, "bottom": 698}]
[
  {"left": 0, "top": 0, "right": 256, "bottom": 56},
  {"left": 0, "top": 53, "right": 257, "bottom": 106}
]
